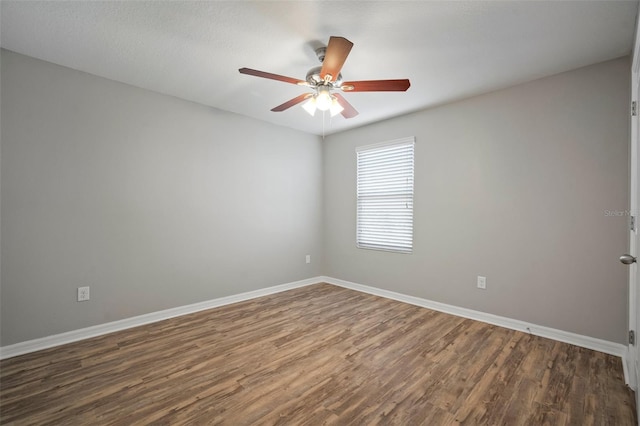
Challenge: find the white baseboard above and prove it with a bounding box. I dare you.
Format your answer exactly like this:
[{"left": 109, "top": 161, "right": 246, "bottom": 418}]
[
  {"left": 0, "top": 276, "right": 321, "bottom": 360},
  {"left": 319, "top": 276, "right": 630, "bottom": 384},
  {"left": 624, "top": 349, "right": 635, "bottom": 391},
  {"left": 2, "top": 275, "right": 630, "bottom": 386}
]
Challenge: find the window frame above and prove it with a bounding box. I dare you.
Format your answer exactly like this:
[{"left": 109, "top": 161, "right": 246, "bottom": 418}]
[{"left": 355, "top": 137, "right": 415, "bottom": 254}]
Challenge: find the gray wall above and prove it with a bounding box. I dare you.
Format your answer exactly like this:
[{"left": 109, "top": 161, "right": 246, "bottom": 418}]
[
  {"left": 1, "top": 49, "right": 631, "bottom": 347},
  {"left": 1, "top": 50, "right": 323, "bottom": 346},
  {"left": 323, "top": 57, "right": 630, "bottom": 344}
]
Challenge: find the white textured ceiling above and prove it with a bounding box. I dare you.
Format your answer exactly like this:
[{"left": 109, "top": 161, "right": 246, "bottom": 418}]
[{"left": 1, "top": 1, "right": 638, "bottom": 136}]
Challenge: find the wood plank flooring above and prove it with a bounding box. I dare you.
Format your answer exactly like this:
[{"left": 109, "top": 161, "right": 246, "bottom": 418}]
[{"left": 0, "top": 283, "right": 636, "bottom": 425}]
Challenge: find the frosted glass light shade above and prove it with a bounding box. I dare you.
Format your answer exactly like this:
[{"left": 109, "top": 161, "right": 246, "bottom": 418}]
[
  {"left": 330, "top": 97, "right": 344, "bottom": 117},
  {"left": 315, "top": 86, "right": 332, "bottom": 111},
  {"left": 302, "top": 98, "right": 317, "bottom": 116}
]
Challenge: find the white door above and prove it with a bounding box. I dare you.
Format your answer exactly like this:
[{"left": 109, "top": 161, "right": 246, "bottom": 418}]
[{"left": 627, "top": 17, "right": 640, "bottom": 414}]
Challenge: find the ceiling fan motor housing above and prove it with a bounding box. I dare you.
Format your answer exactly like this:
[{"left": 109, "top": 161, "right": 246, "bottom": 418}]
[{"left": 306, "top": 66, "right": 343, "bottom": 87}]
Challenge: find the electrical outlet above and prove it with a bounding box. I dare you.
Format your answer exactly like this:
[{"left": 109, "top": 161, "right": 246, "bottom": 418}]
[
  {"left": 477, "top": 276, "right": 487, "bottom": 290},
  {"left": 77, "top": 286, "right": 90, "bottom": 302},
  {"left": 305, "top": 255, "right": 311, "bottom": 264}
]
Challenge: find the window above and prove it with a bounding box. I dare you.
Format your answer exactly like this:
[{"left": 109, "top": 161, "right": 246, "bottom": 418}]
[{"left": 356, "top": 137, "right": 415, "bottom": 253}]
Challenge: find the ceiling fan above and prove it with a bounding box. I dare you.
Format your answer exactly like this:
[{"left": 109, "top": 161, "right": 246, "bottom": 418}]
[{"left": 239, "top": 36, "right": 410, "bottom": 119}]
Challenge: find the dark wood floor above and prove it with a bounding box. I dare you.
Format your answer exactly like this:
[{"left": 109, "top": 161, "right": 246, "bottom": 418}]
[{"left": 0, "top": 283, "right": 636, "bottom": 425}]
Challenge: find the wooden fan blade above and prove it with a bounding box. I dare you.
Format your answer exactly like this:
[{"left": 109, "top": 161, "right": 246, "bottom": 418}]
[
  {"left": 271, "top": 94, "right": 312, "bottom": 112},
  {"left": 341, "top": 79, "right": 411, "bottom": 92},
  {"left": 333, "top": 93, "right": 359, "bottom": 119},
  {"left": 239, "top": 68, "right": 306, "bottom": 85},
  {"left": 320, "top": 36, "right": 353, "bottom": 82}
]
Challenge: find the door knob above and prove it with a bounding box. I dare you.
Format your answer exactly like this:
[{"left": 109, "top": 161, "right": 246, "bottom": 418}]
[{"left": 620, "top": 254, "right": 637, "bottom": 265}]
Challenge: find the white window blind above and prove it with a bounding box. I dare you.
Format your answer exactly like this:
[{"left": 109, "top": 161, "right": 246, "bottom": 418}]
[{"left": 356, "top": 137, "right": 415, "bottom": 253}]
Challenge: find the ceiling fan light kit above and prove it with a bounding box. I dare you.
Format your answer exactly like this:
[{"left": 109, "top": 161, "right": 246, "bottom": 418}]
[
  {"left": 239, "top": 36, "right": 411, "bottom": 120},
  {"left": 302, "top": 94, "right": 344, "bottom": 117}
]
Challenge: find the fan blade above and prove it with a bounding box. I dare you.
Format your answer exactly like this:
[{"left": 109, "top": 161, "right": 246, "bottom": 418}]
[
  {"left": 239, "top": 68, "right": 306, "bottom": 85},
  {"left": 271, "top": 94, "right": 312, "bottom": 112},
  {"left": 341, "top": 79, "right": 411, "bottom": 92},
  {"left": 320, "top": 36, "right": 353, "bottom": 82},
  {"left": 333, "top": 93, "right": 359, "bottom": 119}
]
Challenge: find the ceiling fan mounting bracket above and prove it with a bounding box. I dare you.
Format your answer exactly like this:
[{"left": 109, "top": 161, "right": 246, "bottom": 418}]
[{"left": 315, "top": 47, "right": 326, "bottom": 63}]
